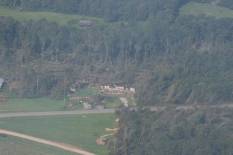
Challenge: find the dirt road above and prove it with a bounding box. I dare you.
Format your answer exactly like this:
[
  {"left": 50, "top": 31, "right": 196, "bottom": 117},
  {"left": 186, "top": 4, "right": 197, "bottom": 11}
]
[
  {"left": 0, "top": 129, "right": 95, "bottom": 155},
  {"left": 0, "top": 109, "right": 115, "bottom": 118},
  {"left": 0, "top": 105, "right": 232, "bottom": 154},
  {"left": 0, "top": 104, "right": 233, "bottom": 119}
]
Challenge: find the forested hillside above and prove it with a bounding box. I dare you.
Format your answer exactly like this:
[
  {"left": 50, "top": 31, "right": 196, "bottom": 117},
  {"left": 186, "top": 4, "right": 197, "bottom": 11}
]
[
  {"left": 111, "top": 108, "right": 233, "bottom": 155},
  {"left": 0, "top": 0, "right": 233, "bottom": 155},
  {"left": 0, "top": 0, "right": 232, "bottom": 103}
]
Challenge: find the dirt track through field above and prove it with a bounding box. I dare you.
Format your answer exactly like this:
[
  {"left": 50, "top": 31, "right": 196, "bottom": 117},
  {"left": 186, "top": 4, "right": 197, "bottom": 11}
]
[
  {"left": 0, "top": 129, "right": 95, "bottom": 155},
  {"left": 0, "top": 105, "right": 233, "bottom": 154},
  {"left": 0, "top": 109, "right": 115, "bottom": 118},
  {"left": 0, "top": 104, "right": 233, "bottom": 119}
]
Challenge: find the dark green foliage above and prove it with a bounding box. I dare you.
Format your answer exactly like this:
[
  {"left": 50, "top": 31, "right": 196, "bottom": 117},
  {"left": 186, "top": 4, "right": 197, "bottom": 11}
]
[
  {"left": 111, "top": 108, "right": 233, "bottom": 155},
  {"left": 0, "top": 1, "right": 232, "bottom": 154},
  {"left": 0, "top": 0, "right": 232, "bottom": 103}
]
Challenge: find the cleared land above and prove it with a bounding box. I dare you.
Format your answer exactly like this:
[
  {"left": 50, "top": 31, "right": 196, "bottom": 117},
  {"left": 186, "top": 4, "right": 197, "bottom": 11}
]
[
  {"left": 75, "top": 87, "right": 100, "bottom": 97},
  {"left": 0, "top": 114, "right": 115, "bottom": 155},
  {"left": 0, "top": 7, "right": 105, "bottom": 28},
  {"left": 0, "top": 98, "right": 66, "bottom": 112},
  {"left": 180, "top": 2, "right": 233, "bottom": 18}
]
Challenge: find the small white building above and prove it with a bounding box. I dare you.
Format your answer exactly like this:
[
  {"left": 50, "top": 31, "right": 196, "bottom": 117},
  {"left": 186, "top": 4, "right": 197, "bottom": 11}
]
[
  {"left": 130, "top": 88, "right": 136, "bottom": 93},
  {"left": 115, "top": 86, "right": 125, "bottom": 91},
  {"left": 70, "top": 87, "right": 76, "bottom": 93},
  {"left": 104, "top": 85, "right": 111, "bottom": 90},
  {"left": 100, "top": 84, "right": 136, "bottom": 96},
  {"left": 79, "top": 20, "right": 94, "bottom": 27},
  {"left": 83, "top": 102, "right": 92, "bottom": 110}
]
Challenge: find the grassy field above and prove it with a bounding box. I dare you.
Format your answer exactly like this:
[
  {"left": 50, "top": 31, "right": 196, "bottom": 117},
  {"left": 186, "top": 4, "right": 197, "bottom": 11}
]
[
  {"left": 0, "top": 136, "right": 77, "bottom": 155},
  {"left": 0, "top": 6, "right": 105, "bottom": 28},
  {"left": 0, "top": 98, "right": 66, "bottom": 112},
  {"left": 0, "top": 95, "right": 124, "bottom": 112},
  {"left": 104, "top": 96, "right": 123, "bottom": 109},
  {"left": 76, "top": 87, "right": 100, "bottom": 97},
  {"left": 0, "top": 114, "right": 115, "bottom": 155},
  {"left": 180, "top": 2, "right": 233, "bottom": 19}
]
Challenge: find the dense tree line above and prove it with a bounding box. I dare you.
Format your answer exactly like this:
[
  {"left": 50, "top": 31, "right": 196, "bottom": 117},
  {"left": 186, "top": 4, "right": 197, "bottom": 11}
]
[
  {"left": 110, "top": 108, "right": 233, "bottom": 155},
  {"left": 0, "top": 0, "right": 232, "bottom": 103},
  {"left": 0, "top": 1, "right": 233, "bottom": 154}
]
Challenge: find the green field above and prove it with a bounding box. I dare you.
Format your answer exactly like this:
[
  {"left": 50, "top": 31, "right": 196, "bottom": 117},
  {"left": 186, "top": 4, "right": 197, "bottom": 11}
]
[
  {"left": 0, "top": 136, "right": 77, "bottom": 155},
  {"left": 0, "top": 98, "right": 66, "bottom": 112},
  {"left": 0, "top": 6, "right": 105, "bottom": 28},
  {"left": 0, "top": 95, "right": 124, "bottom": 112},
  {"left": 76, "top": 87, "right": 100, "bottom": 97},
  {"left": 0, "top": 114, "right": 115, "bottom": 155},
  {"left": 104, "top": 96, "right": 123, "bottom": 109},
  {"left": 180, "top": 2, "right": 233, "bottom": 19}
]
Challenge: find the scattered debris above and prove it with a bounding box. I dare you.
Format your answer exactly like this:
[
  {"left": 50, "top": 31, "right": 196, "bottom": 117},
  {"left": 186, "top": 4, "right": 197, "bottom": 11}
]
[
  {"left": 105, "top": 128, "right": 119, "bottom": 133},
  {"left": 70, "top": 87, "right": 76, "bottom": 93},
  {"left": 100, "top": 84, "right": 135, "bottom": 96},
  {"left": 96, "top": 138, "right": 106, "bottom": 145},
  {"left": 115, "top": 118, "right": 120, "bottom": 123},
  {"left": 96, "top": 134, "right": 114, "bottom": 146},
  {"left": 79, "top": 20, "right": 94, "bottom": 28},
  {"left": 120, "top": 97, "right": 129, "bottom": 107},
  {"left": 83, "top": 102, "right": 92, "bottom": 110}
]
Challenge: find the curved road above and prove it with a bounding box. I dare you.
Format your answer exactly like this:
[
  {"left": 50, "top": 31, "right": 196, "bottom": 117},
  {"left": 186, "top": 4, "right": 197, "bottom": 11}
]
[
  {"left": 0, "top": 129, "right": 95, "bottom": 155},
  {"left": 0, "top": 105, "right": 232, "bottom": 154}
]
